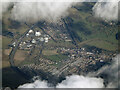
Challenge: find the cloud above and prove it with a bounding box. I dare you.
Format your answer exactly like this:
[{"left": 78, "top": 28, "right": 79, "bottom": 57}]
[
  {"left": 10, "top": 1, "right": 75, "bottom": 23},
  {"left": 18, "top": 54, "right": 119, "bottom": 88},
  {"left": 18, "top": 75, "right": 104, "bottom": 88},
  {"left": 56, "top": 75, "right": 104, "bottom": 88},
  {"left": 0, "top": 0, "right": 13, "bottom": 20},
  {"left": 98, "top": 54, "right": 119, "bottom": 88},
  {"left": 92, "top": 0, "right": 119, "bottom": 21},
  {"left": 1, "top": 0, "right": 119, "bottom": 22},
  {"left": 18, "top": 80, "right": 49, "bottom": 88},
  {"left": 0, "top": 0, "right": 76, "bottom": 23},
  {"left": 88, "top": 54, "right": 120, "bottom": 88}
]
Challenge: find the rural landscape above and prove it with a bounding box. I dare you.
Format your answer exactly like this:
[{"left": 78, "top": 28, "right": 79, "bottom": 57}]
[{"left": 1, "top": 1, "right": 119, "bottom": 89}]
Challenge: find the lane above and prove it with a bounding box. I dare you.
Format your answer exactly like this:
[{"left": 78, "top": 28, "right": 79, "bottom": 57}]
[
  {"left": 34, "top": 41, "right": 45, "bottom": 65},
  {"left": 38, "top": 26, "right": 57, "bottom": 43},
  {"left": 9, "top": 23, "right": 37, "bottom": 79},
  {"left": 62, "top": 18, "right": 78, "bottom": 48},
  {"left": 9, "top": 23, "right": 37, "bottom": 66}
]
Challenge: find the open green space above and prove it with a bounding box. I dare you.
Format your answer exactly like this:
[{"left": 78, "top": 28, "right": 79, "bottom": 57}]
[
  {"left": 42, "top": 49, "right": 58, "bottom": 55},
  {"left": 44, "top": 54, "right": 68, "bottom": 62},
  {"left": 66, "top": 2, "right": 118, "bottom": 51},
  {"left": 2, "top": 36, "right": 12, "bottom": 50}
]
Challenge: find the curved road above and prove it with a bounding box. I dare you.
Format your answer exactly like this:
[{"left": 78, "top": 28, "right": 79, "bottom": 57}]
[{"left": 9, "top": 23, "right": 37, "bottom": 79}]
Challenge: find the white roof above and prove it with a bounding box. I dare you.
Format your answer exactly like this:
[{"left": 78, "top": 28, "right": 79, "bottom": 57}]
[
  {"left": 35, "top": 31, "right": 41, "bottom": 36},
  {"left": 44, "top": 37, "right": 48, "bottom": 43},
  {"left": 32, "top": 39, "right": 36, "bottom": 43},
  {"left": 29, "top": 29, "right": 33, "bottom": 33},
  {"left": 40, "top": 37, "right": 44, "bottom": 41}
]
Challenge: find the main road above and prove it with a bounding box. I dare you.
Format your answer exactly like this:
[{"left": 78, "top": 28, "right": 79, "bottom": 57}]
[{"left": 9, "top": 23, "right": 37, "bottom": 79}]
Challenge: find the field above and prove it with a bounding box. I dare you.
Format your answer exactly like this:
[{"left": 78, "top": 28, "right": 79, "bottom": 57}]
[
  {"left": 14, "top": 50, "right": 29, "bottom": 61},
  {"left": 2, "top": 36, "right": 12, "bottom": 50},
  {"left": 66, "top": 3, "right": 118, "bottom": 51},
  {"left": 44, "top": 54, "right": 68, "bottom": 62},
  {"left": 78, "top": 38, "right": 118, "bottom": 51},
  {"left": 45, "top": 40, "right": 76, "bottom": 48},
  {"left": 4, "top": 48, "right": 12, "bottom": 55},
  {"left": 1, "top": 2, "right": 119, "bottom": 88},
  {"left": 2, "top": 36, "right": 12, "bottom": 68},
  {"left": 86, "top": 39, "right": 118, "bottom": 51},
  {"left": 42, "top": 49, "right": 58, "bottom": 55}
]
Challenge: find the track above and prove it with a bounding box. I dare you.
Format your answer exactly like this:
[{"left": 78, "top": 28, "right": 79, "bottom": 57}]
[
  {"left": 38, "top": 25, "right": 57, "bottom": 43},
  {"left": 62, "top": 18, "right": 78, "bottom": 48},
  {"left": 9, "top": 23, "right": 37, "bottom": 80}
]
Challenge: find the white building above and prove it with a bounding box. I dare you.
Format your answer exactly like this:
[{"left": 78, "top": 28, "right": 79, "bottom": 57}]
[
  {"left": 26, "top": 33, "right": 29, "bottom": 37},
  {"left": 44, "top": 37, "right": 48, "bottom": 43},
  {"left": 32, "top": 39, "right": 36, "bottom": 44},
  {"left": 40, "top": 37, "right": 44, "bottom": 42},
  {"left": 12, "top": 42, "right": 16, "bottom": 47},
  {"left": 87, "top": 52, "right": 93, "bottom": 55},
  {"left": 35, "top": 31, "right": 41, "bottom": 36},
  {"left": 28, "top": 29, "right": 33, "bottom": 33}
]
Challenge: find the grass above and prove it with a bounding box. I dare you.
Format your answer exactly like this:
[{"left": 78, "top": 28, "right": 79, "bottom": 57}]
[
  {"left": 78, "top": 38, "right": 118, "bottom": 51},
  {"left": 86, "top": 39, "right": 118, "bottom": 51},
  {"left": 2, "top": 36, "right": 12, "bottom": 68},
  {"left": 14, "top": 50, "right": 29, "bottom": 61},
  {"left": 67, "top": 3, "right": 118, "bottom": 51},
  {"left": 45, "top": 40, "right": 75, "bottom": 48},
  {"left": 0, "top": 35, "right": 2, "bottom": 49},
  {"left": 2, "top": 36, "right": 12, "bottom": 49},
  {"left": 44, "top": 54, "right": 68, "bottom": 62},
  {"left": 42, "top": 49, "right": 58, "bottom": 55}
]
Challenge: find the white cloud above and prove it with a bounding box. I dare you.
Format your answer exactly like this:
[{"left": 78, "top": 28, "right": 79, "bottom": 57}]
[
  {"left": 18, "top": 75, "right": 104, "bottom": 88},
  {"left": 0, "top": 0, "right": 13, "bottom": 20},
  {"left": 10, "top": 1, "right": 75, "bottom": 23},
  {"left": 1, "top": 0, "right": 119, "bottom": 22},
  {"left": 18, "top": 54, "right": 120, "bottom": 88},
  {"left": 0, "top": 0, "right": 77, "bottom": 22},
  {"left": 100, "top": 54, "right": 119, "bottom": 88},
  {"left": 92, "top": 0, "right": 119, "bottom": 21},
  {"left": 88, "top": 54, "right": 120, "bottom": 88},
  {"left": 56, "top": 75, "right": 104, "bottom": 88},
  {"left": 18, "top": 80, "right": 49, "bottom": 88}
]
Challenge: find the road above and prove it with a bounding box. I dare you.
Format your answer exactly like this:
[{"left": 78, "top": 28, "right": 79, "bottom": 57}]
[
  {"left": 34, "top": 41, "right": 45, "bottom": 65},
  {"left": 8, "top": 21, "right": 80, "bottom": 78},
  {"left": 62, "top": 18, "right": 78, "bottom": 48},
  {"left": 38, "top": 25, "right": 57, "bottom": 43},
  {"left": 9, "top": 23, "right": 37, "bottom": 79},
  {"left": 56, "top": 57, "right": 84, "bottom": 76},
  {"left": 9, "top": 23, "right": 36, "bottom": 66}
]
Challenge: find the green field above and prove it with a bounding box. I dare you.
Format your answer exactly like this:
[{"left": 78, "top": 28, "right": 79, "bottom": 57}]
[
  {"left": 44, "top": 54, "right": 68, "bottom": 62},
  {"left": 84, "top": 39, "right": 117, "bottom": 51},
  {"left": 66, "top": 3, "right": 118, "bottom": 51},
  {"left": 42, "top": 50, "right": 58, "bottom": 55},
  {"left": 2, "top": 36, "right": 12, "bottom": 49}
]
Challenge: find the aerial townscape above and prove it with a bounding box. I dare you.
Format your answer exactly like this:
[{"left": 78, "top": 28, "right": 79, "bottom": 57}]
[{"left": 1, "top": 2, "right": 119, "bottom": 89}]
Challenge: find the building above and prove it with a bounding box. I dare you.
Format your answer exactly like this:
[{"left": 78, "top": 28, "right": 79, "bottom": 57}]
[
  {"left": 39, "top": 37, "right": 44, "bottom": 42},
  {"left": 32, "top": 39, "right": 36, "bottom": 44},
  {"left": 44, "top": 37, "right": 48, "bottom": 43},
  {"left": 12, "top": 42, "right": 16, "bottom": 47},
  {"left": 35, "top": 31, "right": 41, "bottom": 36},
  {"left": 28, "top": 29, "right": 33, "bottom": 33}
]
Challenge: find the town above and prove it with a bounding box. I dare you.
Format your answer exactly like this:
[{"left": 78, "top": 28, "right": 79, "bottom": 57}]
[{"left": 7, "top": 21, "right": 117, "bottom": 78}]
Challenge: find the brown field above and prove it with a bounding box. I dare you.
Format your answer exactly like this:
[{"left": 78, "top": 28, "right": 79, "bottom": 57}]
[
  {"left": 0, "top": 60, "right": 2, "bottom": 69},
  {"left": 4, "top": 48, "right": 12, "bottom": 55},
  {"left": 2, "top": 60, "right": 10, "bottom": 68},
  {"left": 42, "top": 50, "right": 58, "bottom": 55},
  {"left": 14, "top": 50, "right": 29, "bottom": 61},
  {"left": 2, "top": 54, "right": 10, "bottom": 68},
  {"left": 0, "top": 49, "right": 2, "bottom": 69}
]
